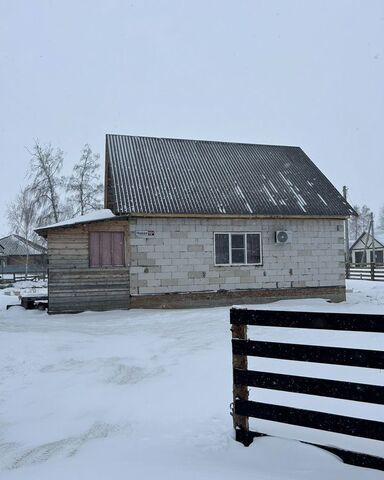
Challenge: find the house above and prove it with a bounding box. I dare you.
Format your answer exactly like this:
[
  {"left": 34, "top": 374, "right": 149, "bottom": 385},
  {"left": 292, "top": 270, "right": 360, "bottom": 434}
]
[
  {"left": 0, "top": 243, "right": 4, "bottom": 269},
  {"left": 0, "top": 234, "right": 47, "bottom": 277},
  {"left": 349, "top": 231, "right": 384, "bottom": 264},
  {"left": 36, "top": 134, "right": 355, "bottom": 314}
]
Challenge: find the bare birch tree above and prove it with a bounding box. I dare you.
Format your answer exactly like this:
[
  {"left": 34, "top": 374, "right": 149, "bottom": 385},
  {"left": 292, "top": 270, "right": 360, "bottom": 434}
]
[
  {"left": 349, "top": 204, "right": 373, "bottom": 241},
  {"left": 66, "top": 144, "right": 103, "bottom": 216},
  {"left": 378, "top": 205, "right": 384, "bottom": 231},
  {"left": 29, "top": 140, "right": 64, "bottom": 224},
  {"left": 7, "top": 186, "right": 42, "bottom": 277}
]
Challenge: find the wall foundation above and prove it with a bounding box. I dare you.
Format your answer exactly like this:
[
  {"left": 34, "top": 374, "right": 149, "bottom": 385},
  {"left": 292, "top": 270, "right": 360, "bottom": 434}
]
[{"left": 129, "top": 285, "right": 346, "bottom": 309}]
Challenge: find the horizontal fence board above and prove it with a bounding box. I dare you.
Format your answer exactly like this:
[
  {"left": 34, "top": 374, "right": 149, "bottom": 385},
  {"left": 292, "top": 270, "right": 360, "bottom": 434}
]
[
  {"left": 235, "top": 400, "right": 384, "bottom": 441},
  {"left": 234, "top": 369, "right": 384, "bottom": 404},
  {"left": 232, "top": 340, "right": 384, "bottom": 369},
  {"left": 230, "top": 309, "right": 384, "bottom": 332},
  {"left": 347, "top": 263, "right": 384, "bottom": 282}
]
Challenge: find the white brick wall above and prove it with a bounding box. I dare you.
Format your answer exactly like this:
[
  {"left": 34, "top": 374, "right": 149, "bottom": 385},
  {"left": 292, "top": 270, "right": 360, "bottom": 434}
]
[{"left": 129, "top": 217, "right": 346, "bottom": 295}]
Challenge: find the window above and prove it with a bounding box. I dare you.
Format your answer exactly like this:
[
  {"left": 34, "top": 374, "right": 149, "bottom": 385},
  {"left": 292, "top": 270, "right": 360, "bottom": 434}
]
[
  {"left": 214, "top": 233, "right": 262, "bottom": 265},
  {"left": 370, "top": 250, "right": 384, "bottom": 264},
  {"left": 354, "top": 251, "right": 364, "bottom": 264},
  {"left": 89, "top": 232, "right": 125, "bottom": 267}
]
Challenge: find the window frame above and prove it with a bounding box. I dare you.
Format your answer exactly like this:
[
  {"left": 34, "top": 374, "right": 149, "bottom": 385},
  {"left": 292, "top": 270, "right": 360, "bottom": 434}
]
[
  {"left": 354, "top": 250, "right": 364, "bottom": 265},
  {"left": 213, "top": 232, "right": 263, "bottom": 266},
  {"left": 370, "top": 249, "right": 384, "bottom": 264},
  {"left": 89, "top": 231, "right": 126, "bottom": 268}
]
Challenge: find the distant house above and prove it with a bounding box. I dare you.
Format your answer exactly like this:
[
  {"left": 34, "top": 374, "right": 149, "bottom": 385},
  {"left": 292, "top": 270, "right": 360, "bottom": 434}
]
[
  {"left": 0, "top": 243, "right": 4, "bottom": 269},
  {"left": 36, "top": 135, "right": 355, "bottom": 314},
  {"left": 349, "top": 231, "right": 384, "bottom": 264},
  {"left": 0, "top": 234, "right": 47, "bottom": 274}
]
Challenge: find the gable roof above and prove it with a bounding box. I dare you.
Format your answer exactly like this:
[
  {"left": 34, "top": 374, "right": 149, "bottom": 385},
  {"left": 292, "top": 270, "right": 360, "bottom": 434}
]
[
  {"left": 0, "top": 235, "right": 47, "bottom": 256},
  {"left": 105, "top": 134, "right": 355, "bottom": 218},
  {"left": 349, "top": 231, "right": 384, "bottom": 251}
]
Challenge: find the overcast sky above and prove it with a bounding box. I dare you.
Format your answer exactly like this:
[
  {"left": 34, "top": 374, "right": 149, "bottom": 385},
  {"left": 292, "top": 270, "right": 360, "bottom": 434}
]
[{"left": 1, "top": 0, "right": 383, "bottom": 236}]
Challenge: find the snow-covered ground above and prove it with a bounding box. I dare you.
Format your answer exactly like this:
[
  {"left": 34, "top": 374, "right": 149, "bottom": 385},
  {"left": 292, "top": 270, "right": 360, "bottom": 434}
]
[{"left": 0, "top": 280, "right": 383, "bottom": 480}]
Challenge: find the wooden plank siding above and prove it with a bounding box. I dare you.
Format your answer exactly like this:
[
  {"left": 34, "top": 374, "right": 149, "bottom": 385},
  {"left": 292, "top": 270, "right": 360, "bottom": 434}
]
[{"left": 47, "top": 220, "right": 130, "bottom": 313}]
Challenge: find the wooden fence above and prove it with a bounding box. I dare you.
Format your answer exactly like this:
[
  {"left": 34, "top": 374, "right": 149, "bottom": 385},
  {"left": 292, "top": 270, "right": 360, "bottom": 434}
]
[
  {"left": 346, "top": 262, "right": 384, "bottom": 281},
  {"left": 0, "top": 264, "right": 47, "bottom": 281},
  {"left": 230, "top": 308, "right": 384, "bottom": 471}
]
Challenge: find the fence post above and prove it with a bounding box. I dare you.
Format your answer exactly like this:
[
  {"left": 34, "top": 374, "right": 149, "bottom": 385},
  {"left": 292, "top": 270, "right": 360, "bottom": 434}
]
[
  {"left": 231, "top": 311, "right": 250, "bottom": 446},
  {"left": 371, "top": 263, "right": 375, "bottom": 281}
]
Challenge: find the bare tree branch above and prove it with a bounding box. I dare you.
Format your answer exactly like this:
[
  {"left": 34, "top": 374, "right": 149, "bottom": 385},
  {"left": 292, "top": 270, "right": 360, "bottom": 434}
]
[
  {"left": 349, "top": 204, "right": 373, "bottom": 241},
  {"left": 28, "top": 140, "right": 64, "bottom": 223},
  {"left": 66, "top": 144, "right": 103, "bottom": 216},
  {"left": 6, "top": 186, "right": 44, "bottom": 277}
]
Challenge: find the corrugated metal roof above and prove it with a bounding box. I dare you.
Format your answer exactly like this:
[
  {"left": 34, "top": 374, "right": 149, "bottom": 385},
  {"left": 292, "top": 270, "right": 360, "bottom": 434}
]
[
  {"left": 106, "top": 134, "right": 355, "bottom": 217},
  {"left": 0, "top": 235, "right": 47, "bottom": 256}
]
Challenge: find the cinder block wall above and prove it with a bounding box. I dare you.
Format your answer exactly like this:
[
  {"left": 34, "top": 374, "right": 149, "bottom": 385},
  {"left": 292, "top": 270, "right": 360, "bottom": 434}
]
[{"left": 129, "top": 217, "right": 345, "bottom": 296}]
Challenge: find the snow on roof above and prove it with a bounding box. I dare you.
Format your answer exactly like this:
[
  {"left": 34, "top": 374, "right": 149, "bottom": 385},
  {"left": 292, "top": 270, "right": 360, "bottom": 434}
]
[
  {"left": 0, "top": 234, "right": 46, "bottom": 256},
  {"left": 35, "top": 209, "right": 117, "bottom": 235}
]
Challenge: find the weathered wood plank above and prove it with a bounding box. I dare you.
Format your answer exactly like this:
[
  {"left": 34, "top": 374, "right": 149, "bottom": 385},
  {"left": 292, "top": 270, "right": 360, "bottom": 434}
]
[
  {"left": 234, "top": 369, "right": 384, "bottom": 404},
  {"left": 230, "top": 308, "right": 384, "bottom": 332},
  {"left": 49, "top": 268, "right": 129, "bottom": 277},
  {"left": 49, "top": 280, "right": 129, "bottom": 288},
  {"left": 50, "top": 297, "right": 129, "bottom": 304},
  {"left": 235, "top": 400, "right": 384, "bottom": 441},
  {"left": 232, "top": 339, "right": 384, "bottom": 368},
  {"left": 50, "top": 291, "right": 130, "bottom": 299}
]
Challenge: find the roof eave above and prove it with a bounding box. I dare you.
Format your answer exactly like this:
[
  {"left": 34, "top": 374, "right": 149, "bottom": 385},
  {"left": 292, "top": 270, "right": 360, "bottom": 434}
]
[
  {"left": 35, "top": 214, "right": 130, "bottom": 238},
  {"left": 126, "top": 212, "right": 351, "bottom": 220}
]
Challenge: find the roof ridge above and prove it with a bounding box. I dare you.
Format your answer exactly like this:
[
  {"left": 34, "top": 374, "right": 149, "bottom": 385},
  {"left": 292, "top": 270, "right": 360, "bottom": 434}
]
[{"left": 105, "top": 133, "right": 301, "bottom": 150}]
